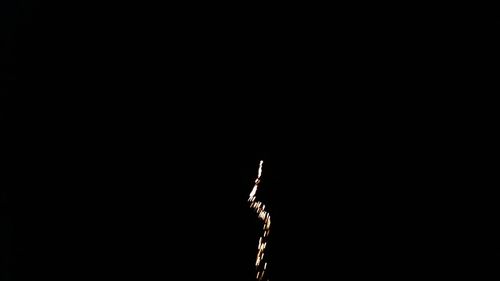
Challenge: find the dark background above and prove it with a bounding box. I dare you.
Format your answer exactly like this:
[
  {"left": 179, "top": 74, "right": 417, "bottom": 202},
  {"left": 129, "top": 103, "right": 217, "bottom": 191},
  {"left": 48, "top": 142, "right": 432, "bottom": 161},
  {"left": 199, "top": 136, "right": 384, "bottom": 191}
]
[{"left": 2, "top": 2, "right": 499, "bottom": 280}]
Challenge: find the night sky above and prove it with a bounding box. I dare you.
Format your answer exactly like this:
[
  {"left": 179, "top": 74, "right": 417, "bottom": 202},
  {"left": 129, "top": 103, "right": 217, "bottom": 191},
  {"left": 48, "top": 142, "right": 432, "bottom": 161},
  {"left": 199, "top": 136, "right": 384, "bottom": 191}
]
[{"left": 2, "top": 3, "right": 499, "bottom": 280}]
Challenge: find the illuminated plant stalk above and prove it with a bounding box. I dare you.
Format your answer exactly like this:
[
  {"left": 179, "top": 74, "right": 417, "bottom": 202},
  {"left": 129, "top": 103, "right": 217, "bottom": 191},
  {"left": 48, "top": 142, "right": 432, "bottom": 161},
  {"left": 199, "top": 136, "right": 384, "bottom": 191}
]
[{"left": 249, "top": 160, "right": 271, "bottom": 281}]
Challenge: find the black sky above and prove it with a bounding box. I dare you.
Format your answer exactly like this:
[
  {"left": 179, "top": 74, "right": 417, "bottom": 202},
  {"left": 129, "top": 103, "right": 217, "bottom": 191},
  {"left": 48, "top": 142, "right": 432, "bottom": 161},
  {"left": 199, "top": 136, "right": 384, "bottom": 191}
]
[{"left": 2, "top": 3, "right": 499, "bottom": 281}]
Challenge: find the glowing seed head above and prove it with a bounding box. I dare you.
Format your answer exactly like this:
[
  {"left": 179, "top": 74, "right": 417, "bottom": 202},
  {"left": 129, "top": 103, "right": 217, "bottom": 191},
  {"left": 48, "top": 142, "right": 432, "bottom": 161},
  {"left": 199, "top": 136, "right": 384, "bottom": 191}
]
[{"left": 249, "top": 160, "right": 271, "bottom": 281}]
